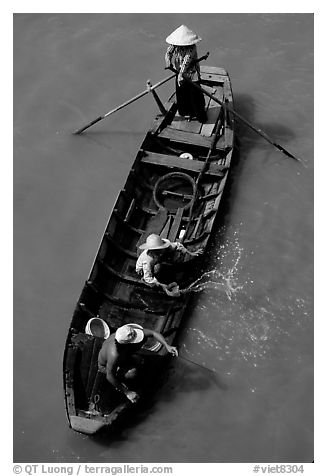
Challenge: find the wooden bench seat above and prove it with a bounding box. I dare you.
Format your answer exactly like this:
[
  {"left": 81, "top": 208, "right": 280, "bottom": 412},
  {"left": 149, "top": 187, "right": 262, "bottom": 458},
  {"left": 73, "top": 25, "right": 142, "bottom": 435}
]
[
  {"left": 157, "top": 126, "right": 213, "bottom": 148},
  {"left": 157, "top": 124, "right": 230, "bottom": 151},
  {"left": 200, "top": 65, "right": 227, "bottom": 76},
  {"left": 200, "top": 73, "right": 227, "bottom": 83},
  {"left": 140, "top": 151, "right": 226, "bottom": 177}
]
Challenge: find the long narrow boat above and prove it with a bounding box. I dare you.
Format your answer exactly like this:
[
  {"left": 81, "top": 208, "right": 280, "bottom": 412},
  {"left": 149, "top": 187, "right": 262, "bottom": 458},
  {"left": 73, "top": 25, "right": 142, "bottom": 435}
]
[{"left": 63, "top": 64, "right": 235, "bottom": 435}]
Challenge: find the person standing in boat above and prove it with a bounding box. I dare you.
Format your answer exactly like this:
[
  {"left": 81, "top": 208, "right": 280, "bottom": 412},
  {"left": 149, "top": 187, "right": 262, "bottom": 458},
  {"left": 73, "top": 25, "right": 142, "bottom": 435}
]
[
  {"left": 165, "top": 24, "right": 207, "bottom": 123},
  {"left": 136, "top": 233, "right": 203, "bottom": 296},
  {"left": 98, "top": 323, "right": 178, "bottom": 403}
]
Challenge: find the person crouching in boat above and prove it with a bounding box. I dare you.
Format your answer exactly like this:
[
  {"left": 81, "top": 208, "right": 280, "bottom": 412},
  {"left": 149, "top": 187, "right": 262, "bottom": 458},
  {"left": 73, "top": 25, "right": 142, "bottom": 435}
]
[
  {"left": 98, "top": 323, "right": 178, "bottom": 403},
  {"left": 165, "top": 25, "right": 207, "bottom": 123},
  {"left": 136, "top": 233, "right": 203, "bottom": 297}
]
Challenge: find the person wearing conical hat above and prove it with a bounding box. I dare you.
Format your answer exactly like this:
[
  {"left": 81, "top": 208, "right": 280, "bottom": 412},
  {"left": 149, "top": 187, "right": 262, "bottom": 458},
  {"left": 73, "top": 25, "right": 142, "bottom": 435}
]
[
  {"left": 165, "top": 25, "right": 207, "bottom": 123},
  {"left": 135, "top": 233, "right": 203, "bottom": 296},
  {"left": 98, "top": 323, "right": 178, "bottom": 403}
]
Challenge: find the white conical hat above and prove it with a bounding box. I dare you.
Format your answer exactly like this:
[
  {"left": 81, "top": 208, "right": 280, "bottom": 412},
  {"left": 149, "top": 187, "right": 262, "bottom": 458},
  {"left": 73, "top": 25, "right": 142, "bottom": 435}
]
[{"left": 166, "top": 25, "right": 201, "bottom": 46}]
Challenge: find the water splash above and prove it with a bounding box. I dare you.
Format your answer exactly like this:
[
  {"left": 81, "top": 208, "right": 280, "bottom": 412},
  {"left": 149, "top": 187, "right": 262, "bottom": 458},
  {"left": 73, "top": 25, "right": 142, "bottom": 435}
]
[
  {"left": 182, "top": 233, "right": 245, "bottom": 299},
  {"left": 135, "top": 226, "right": 312, "bottom": 372},
  {"left": 182, "top": 268, "right": 243, "bottom": 300},
  {"left": 178, "top": 224, "right": 313, "bottom": 372}
]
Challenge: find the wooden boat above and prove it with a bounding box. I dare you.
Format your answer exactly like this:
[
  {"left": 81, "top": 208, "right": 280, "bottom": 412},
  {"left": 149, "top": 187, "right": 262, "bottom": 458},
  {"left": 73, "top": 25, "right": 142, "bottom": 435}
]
[{"left": 63, "top": 65, "right": 235, "bottom": 435}]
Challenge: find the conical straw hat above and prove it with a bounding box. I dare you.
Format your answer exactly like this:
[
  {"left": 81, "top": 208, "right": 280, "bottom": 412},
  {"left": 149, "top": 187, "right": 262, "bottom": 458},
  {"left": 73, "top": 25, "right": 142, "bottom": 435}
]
[{"left": 166, "top": 25, "right": 201, "bottom": 46}]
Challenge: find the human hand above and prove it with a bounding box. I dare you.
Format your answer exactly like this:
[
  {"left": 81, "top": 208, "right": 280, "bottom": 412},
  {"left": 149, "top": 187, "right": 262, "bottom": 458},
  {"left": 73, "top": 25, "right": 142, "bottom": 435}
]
[
  {"left": 165, "top": 288, "right": 180, "bottom": 297},
  {"left": 165, "top": 282, "right": 180, "bottom": 297},
  {"left": 167, "top": 282, "right": 178, "bottom": 291},
  {"left": 166, "top": 345, "right": 178, "bottom": 357},
  {"left": 177, "top": 75, "right": 184, "bottom": 86},
  {"left": 191, "top": 248, "right": 204, "bottom": 257},
  {"left": 125, "top": 390, "right": 139, "bottom": 403}
]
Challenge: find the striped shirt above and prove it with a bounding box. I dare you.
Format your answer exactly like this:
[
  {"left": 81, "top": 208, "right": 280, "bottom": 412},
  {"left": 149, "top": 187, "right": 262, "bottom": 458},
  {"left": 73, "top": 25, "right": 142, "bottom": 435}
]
[{"left": 165, "top": 45, "right": 201, "bottom": 82}]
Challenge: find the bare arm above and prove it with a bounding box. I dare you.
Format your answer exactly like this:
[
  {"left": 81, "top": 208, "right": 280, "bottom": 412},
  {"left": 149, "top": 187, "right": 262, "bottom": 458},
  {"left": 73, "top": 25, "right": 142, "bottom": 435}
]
[
  {"left": 104, "top": 357, "right": 128, "bottom": 395},
  {"left": 144, "top": 329, "right": 178, "bottom": 356},
  {"left": 141, "top": 261, "right": 177, "bottom": 295},
  {"left": 101, "top": 348, "right": 139, "bottom": 403},
  {"left": 172, "top": 241, "right": 204, "bottom": 257}
]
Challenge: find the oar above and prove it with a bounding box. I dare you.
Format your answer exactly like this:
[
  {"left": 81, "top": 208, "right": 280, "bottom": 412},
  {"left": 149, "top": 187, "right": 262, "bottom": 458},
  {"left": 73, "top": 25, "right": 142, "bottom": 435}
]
[
  {"left": 73, "top": 52, "right": 210, "bottom": 135},
  {"left": 168, "top": 65, "right": 304, "bottom": 165},
  {"left": 73, "top": 74, "right": 176, "bottom": 134},
  {"left": 181, "top": 102, "right": 225, "bottom": 243},
  {"left": 178, "top": 354, "right": 216, "bottom": 373}
]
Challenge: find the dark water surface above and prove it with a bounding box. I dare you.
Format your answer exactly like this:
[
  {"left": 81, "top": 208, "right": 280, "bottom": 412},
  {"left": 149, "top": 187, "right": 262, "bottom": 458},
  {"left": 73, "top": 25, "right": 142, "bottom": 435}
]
[{"left": 13, "top": 13, "right": 313, "bottom": 463}]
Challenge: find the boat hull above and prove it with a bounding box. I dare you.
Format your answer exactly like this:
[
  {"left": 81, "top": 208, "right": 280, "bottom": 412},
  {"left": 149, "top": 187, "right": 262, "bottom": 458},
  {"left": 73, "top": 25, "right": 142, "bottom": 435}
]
[{"left": 63, "top": 65, "right": 235, "bottom": 434}]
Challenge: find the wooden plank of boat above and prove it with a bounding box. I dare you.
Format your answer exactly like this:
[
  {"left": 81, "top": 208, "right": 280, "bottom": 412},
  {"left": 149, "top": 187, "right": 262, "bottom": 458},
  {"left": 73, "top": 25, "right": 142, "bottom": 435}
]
[
  {"left": 149, "top": 102, "right": 178, "bottom": 136},
  {"left": 63, "top": 64, "right": 235, "bottom": 435},
  {"left": 136, "top": 208, "right": 168, "bottom": 253},
  {"left": 105, "top": 233, "right": 137, "bottom": 259},
  {"left": 156, "top": 108, "right": 232, "bottom": 152},
  {"left": 98, "top": 304, "right": 171, "bottom": 335},
  {"left": 200, "top": 66, "right": 228, "bottom": 87},
  {"left": 140, "top": 150, "right": 226, "bottom": 176},
  {"left": 199, "top": 85, "right": 224, "bottom": 137},
  {"left": 167, "top": 207, "right": 184, "bottom": 242},
  {"left": 158, "top": 126, "right": 215, "bottom": 148},
  {"left": 160, "top": 214, "right": 173, "bottom": 239},
  {"left": 200, "top": 85, "right": 224, "bottom": 137},
  {"left": 200, "top": 73, "right": 227, "bottom": 83},
  {"left": 200, "top": 65, "right": 228, "bottom": 75},
  {"left": 169, "top": 85, "right": 217, "bottom": 135},
  {"left": 200, "top": 102, "right": 221, "bottom": 137},
  {"left": 170, "top": 114, "right": 202, "bottom": 134},
  {"left": 224, "top": 127, "right": 234, "bottom": 149},
  {"left": 198, "top": 85, "right": 220, "bottom": 137}
]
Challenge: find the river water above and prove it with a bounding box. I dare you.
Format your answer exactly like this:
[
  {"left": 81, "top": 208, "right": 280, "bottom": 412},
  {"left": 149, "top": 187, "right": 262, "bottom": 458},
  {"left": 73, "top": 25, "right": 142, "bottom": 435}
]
[{"left": 13, "top": 13, "right": 313, "bottom": 463}]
